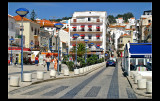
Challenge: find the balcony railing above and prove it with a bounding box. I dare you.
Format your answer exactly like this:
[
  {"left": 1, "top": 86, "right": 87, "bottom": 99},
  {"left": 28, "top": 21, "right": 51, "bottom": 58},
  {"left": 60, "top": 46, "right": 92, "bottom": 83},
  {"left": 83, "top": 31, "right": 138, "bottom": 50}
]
[
  {"left": 70, "top": 38, "right": 103, "bottom": 42},
  {"left": 71, "top": 19, "right": 103, "bottom": 23},
  {"left": 70, "top": 28, "right": 102, "bottom": 32}
]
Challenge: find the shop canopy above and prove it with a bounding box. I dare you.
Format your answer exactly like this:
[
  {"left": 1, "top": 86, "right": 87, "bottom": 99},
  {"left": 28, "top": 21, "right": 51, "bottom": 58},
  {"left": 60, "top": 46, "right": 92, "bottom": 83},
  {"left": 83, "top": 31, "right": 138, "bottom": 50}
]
[{"left": 126, "top": 43, "right": 152, "bottom": 58}]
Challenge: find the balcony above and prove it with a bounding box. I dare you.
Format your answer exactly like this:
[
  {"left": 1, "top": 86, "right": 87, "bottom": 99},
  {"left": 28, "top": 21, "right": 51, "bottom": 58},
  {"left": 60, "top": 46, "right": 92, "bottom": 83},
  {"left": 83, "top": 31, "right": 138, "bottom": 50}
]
[
  {"left": 70, "top": 28, "right": 102, "bottom": 33},
  {"left": 70, "top": 37, "right": 103, "bottom": 43},
  {"left": 71, "top": 18, "right": 103, "bottom": 24}
]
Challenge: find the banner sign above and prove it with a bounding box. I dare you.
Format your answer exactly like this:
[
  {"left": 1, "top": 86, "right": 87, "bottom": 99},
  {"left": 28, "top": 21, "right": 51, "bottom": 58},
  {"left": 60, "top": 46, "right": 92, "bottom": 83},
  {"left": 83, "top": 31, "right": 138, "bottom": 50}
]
[
  {"left": 39, "top": 55, "right": 44, "bottom": 65},
  {"left": 31, "top": 54, "right": 35, "bottom": 61}
]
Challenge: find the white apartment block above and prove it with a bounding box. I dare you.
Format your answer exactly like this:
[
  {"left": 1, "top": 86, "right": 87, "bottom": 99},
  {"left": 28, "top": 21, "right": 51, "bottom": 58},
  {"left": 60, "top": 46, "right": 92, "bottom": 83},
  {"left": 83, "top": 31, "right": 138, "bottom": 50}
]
[{"left": 68, "top": 11, "right": 107, "bottom": 57}]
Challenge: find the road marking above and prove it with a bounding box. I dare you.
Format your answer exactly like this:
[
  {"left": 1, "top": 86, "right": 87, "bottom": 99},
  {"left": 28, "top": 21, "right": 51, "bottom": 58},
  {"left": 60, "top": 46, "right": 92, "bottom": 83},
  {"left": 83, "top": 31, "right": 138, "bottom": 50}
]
[
  {"left": 42, "top": 86, "right": 69, "bottom": 96},
  {"left": 85, "top": 86, "right": 101, "bottom": 97}
]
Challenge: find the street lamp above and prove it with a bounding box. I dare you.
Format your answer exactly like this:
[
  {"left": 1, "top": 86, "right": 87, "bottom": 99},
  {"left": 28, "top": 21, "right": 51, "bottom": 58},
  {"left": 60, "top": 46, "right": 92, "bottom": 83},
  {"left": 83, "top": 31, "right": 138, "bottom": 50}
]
[
  {"left": 90, "top": 43, "right": 94, "bottom": 56},
  {"left": 9, "top": 37, "right": 14, "bottom": 65},
  {"left": 100, "top": 48, "right": 104, "bottom": 61},
  {"left": 54, "top": 23, "right": 63, "bottom": 75},
  {"left": 84, "top": 39, "right": 89, "bottom": 63},
  {"left": 16, "top": 8, "right": 29, "bottom": 82},
  {"left": 73, "top": 34, "right": 79, "bottom": 69}
]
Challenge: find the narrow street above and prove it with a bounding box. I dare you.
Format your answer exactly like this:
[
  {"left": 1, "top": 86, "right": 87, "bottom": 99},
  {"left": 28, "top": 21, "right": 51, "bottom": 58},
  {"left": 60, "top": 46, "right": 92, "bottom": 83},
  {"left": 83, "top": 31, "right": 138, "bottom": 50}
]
[{"left": 8, "top": 59, "right": 151, "bottom": 99}]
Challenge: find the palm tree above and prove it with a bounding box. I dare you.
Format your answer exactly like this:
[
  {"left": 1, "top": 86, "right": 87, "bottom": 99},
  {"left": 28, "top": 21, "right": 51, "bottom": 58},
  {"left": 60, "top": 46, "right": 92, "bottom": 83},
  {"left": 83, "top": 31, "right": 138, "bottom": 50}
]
[{"left": 77, "top": 43, "right": 86, "bottom": 57}]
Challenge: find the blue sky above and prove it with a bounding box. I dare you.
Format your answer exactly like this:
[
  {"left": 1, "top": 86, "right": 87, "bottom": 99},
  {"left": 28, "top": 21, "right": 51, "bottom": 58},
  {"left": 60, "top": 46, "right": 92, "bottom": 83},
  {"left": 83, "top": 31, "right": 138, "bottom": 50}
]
[{"left": 8, "top": 2, "right": 152, "bottom": 20}]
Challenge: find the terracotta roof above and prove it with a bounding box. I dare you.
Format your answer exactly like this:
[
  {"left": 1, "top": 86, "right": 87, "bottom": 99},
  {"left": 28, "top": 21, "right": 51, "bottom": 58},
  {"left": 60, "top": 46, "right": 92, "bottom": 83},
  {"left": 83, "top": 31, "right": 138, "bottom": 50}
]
[
  {"left": 109, "top": 25, "right": 125, "bottom": 28},
  {"left": 120, "top": 34, "right": 131, "bottom": 37},
  {"left": 63, "top": 28, "right": 69, "bottom": 32},
  {"left": 13, "top": 15, "right": 39, "bottom": 25},
  {"left": 8, "top": 14, "right": 14, "bottom": 19},
  {"left": 36, "top": 19, "right": 55, "bottom": 27}
]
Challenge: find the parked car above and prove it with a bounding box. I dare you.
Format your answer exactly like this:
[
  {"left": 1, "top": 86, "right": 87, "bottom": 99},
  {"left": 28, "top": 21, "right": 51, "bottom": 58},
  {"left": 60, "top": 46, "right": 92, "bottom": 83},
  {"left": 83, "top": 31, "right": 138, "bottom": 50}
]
[{"left": 106, "top": 60, "right": 116, "bottom": 67}]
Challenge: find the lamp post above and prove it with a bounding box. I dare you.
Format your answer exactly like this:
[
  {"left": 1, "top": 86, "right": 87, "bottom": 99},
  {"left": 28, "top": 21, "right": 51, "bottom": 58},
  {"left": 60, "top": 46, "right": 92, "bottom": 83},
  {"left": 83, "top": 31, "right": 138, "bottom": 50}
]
[
  {"left": 73, "top": 34, "right": 79, "bottom": 69},
  {"left": 9, "top": 37, "right": 14, "bottom": 65},
  {"left": 100, "top": 48, "right": 104, "bottom": 60},
  {"left": 16, "top": 8, "right": 29, "bottom": 82},
  {"left": 54, "top": 23, "right": 63, "bottom": 75},
  {"left": 90, "top": 43, "right": 94, "bottom": 56},
  {"left": 84, "top": 39, "right": 89, "bottom": 63},
  {"left": 30, "top": 41, "right": 34, "bottom": 52}
]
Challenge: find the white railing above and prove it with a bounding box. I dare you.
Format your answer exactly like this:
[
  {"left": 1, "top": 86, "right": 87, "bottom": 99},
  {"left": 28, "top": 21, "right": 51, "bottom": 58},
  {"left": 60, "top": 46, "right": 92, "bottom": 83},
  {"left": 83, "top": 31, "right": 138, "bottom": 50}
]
[
  {"left": 70, "top": 38, "right": 103, "bottom": 42},
  {"left": 71, "top": 19, "right": 103, "bottom": 23}
]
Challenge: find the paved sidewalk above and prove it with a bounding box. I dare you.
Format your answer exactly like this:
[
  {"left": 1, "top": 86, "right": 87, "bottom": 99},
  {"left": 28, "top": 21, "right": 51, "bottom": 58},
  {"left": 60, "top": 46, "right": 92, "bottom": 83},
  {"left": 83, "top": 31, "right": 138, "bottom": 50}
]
[
  {"left": 117, "top": 58, "right": 152, "bottom": 98},
  {"left": 8, "top": 62, "right": 105, "bottom": 93}
]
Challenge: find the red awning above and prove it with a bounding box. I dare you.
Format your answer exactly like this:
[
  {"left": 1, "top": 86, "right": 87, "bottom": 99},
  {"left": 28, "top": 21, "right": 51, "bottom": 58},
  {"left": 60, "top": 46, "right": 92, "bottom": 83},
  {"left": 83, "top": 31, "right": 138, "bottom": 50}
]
[
  {"left": 88, "top": 25, "right": 92, "bottom": 28},
  {"left": 96, "top": 35, "right": 100, "bottom": 37},
  {"left": 80, "top": 34, "right": 85, "bottom": 37},
  {"left": 97, "top": 45, "right": 100, "bottom": 47},
  {"left": 72, "top": 26, "right": 76, "bottom": 28},
  {"left": 96, "top": 26, "right": 100, "bottom": 28},
  {"left": 81, "top": 25, "right": 85, "bottom": 28},
  {"left": 72, "top": 36, "right": 75, "bottom": 38},
  {"left": 8, "top": 47, "right": 31, "bottom": 51}
]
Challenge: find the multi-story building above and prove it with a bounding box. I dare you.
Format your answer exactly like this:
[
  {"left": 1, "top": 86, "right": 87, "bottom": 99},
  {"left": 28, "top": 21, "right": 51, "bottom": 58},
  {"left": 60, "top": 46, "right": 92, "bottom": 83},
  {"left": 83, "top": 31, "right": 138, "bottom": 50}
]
[
  {"left": 139, "top": 10, "right": 152, "bottom": 43},
  {"left": 117, "top": 34, "right": 132, "bottom": 57},
  {"left": 68, "top": 11, "right": 107, "bottom": 58},
  {"left": 14, "top": 15, "right": 41, "bottom": 49}
]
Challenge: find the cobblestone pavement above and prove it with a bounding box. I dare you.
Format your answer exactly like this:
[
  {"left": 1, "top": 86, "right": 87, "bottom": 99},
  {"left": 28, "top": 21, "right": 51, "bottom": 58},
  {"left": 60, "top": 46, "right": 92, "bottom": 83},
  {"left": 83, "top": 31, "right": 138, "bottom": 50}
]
[{"left": 8, "top": 61, "right": 151, "bottom": 99}]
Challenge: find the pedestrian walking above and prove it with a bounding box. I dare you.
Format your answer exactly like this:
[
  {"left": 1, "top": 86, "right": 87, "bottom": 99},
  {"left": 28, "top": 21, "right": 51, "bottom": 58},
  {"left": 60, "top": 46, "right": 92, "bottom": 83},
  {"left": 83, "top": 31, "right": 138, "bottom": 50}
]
[
  {"left": 46, "top": 54, "right": 51, "bottom": 71},
  {"left": 53, "top": 56, "right": 58, "bottom": 71},
  {"left": 35, "top": 55, "right": 39, "bottom": 66}
]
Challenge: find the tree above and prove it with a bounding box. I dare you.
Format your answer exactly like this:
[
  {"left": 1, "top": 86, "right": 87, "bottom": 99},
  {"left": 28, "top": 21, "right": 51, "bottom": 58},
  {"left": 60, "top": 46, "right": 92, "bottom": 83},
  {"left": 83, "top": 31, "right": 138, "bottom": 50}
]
[
  {"left": 123, "top": 12, "right": 134, "bottom": 23},
  {"left": 30, "top": 9, "right": 37, "bottom": 21},
  {"left": 107, "top": 15, "right": 116, "bottom": 24}
]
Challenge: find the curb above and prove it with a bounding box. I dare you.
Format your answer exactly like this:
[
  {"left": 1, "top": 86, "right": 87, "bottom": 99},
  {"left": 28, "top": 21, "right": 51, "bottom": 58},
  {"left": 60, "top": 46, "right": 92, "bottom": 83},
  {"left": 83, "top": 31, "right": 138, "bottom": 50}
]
[
  {"left": 8, "top": 65, "right": 105, "bottom": 93},
  {"left": 126, "top": 75, "right": 152, "bottom": 97}
]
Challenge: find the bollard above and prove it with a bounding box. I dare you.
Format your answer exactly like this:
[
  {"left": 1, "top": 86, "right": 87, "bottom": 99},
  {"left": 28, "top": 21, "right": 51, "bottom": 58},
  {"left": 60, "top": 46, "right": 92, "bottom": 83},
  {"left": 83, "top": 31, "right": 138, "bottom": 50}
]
[
  {"left": 64, "top": 69, "right": 69, "bottom": 76},
  {"left": 146, "top": 81, "right": 152, "bottom": 94},
  {"left": 37, "top": 71, "right": 44, "bottom": 80},
  {"left": 79, "top": 68, "right": 84, "bottom": 74},
  {"left": 132, "top": 72, "right": 140, "bottom": 79},
  {"left": 134, "top": 75, "right": 142, "bottom": 84},
  {"left": 50, "top": 70, "right": 56, "bottom": 78},
  {"left": 23, "top": 73, "right": 32, "bottom": 82},
  {"left": 10, "top": 76, "right": 20, "bottom": 87},
  {"left": 74, "top": 69, "right": 79, "bottom": 75},
  {"left": 137, "top": 79, "right": 147, "bottom": 90}
]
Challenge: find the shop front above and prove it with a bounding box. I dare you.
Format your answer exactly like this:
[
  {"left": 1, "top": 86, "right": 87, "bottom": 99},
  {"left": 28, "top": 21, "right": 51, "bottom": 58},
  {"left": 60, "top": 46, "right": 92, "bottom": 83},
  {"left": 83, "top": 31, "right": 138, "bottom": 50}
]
[
  {"left": 122, "top": 43, "right": 152, "bottom": 76},
  {"left": 8, "top": 47, "right": 33, "bottom": 65}
]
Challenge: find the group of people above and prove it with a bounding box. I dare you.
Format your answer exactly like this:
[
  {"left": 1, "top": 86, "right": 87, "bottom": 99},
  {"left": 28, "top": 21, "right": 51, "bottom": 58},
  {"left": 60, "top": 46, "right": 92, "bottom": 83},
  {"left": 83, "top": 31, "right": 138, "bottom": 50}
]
[{"left": 43, "top": 55, "right": 58, "bottom": 71}]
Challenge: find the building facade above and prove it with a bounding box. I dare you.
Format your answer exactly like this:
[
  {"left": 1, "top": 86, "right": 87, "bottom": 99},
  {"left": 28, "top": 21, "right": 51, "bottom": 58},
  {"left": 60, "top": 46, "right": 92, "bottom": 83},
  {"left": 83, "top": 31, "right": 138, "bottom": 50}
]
[{"left": 68, "top": 11, "right": 107, "bottom": 58}]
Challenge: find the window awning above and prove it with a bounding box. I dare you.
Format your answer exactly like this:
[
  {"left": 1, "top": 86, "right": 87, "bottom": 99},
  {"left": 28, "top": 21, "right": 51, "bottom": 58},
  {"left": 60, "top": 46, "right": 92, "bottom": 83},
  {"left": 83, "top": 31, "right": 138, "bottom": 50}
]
[
  {"left": 80, "top": 34, "right": 85, "bottom": 37},
  {"left": 128, "top": 43, "right": 152, "bottom": 58},
  {"left": 88, "top": 25, "right": 92, "bottom": 28},
  {"left": 96, "top": 35, "right": 100, "bottom": 37},
  {"left": 81, "top": 25, "right": 85, "bottom": 28},
  {"left": 72, "top": 26, "right": 76, "bottom": 28},
  {"left": 8, "top": 47, "right": 31, "bottom": 51},
  {"left": 96, "top": 26, "right": 100, "bottom": 28}
]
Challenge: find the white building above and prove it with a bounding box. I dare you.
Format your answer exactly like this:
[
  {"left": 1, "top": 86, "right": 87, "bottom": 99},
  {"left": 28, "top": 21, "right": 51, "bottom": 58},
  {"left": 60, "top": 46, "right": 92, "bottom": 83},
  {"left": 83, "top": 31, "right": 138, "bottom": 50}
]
[{"left": 68, "top": 11, "right": 107, "bottom": 58}]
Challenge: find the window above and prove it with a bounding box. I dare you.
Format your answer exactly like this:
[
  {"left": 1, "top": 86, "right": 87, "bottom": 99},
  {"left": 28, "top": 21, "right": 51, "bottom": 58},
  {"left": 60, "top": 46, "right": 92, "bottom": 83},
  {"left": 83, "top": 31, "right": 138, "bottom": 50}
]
[
  {"left": 148, "top": 20, "right": 151, "bottom": 23},
  {"left": 31, "top": 27, "right": 33, "bottom": 32},
  {"left": 88, "top": 17, "right": 91, "bottom": 21}
]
